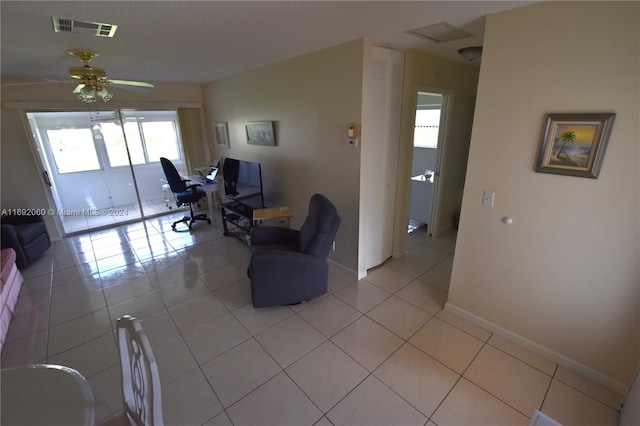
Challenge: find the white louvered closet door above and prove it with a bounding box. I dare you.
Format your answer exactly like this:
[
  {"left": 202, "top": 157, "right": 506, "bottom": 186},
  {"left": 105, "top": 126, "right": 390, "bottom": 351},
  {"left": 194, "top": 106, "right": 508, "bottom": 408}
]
[{"left": 360, "top": 46, "right": 405, "bottom": 272}]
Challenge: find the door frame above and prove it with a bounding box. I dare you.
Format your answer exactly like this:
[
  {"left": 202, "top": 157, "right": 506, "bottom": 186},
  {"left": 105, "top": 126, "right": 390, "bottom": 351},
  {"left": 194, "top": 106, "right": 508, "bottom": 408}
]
[
  {"left": 23, "top": 108, "right": 187, "bottom": 236},
  {"left": 27, "top": 111, "right": 138, "bottom": 235},
  {"left": 427, "top": 88, "right": 453, "bottom": 237},
  {"left": 393, "top": 85, "right": 454, "bottom": 256}
]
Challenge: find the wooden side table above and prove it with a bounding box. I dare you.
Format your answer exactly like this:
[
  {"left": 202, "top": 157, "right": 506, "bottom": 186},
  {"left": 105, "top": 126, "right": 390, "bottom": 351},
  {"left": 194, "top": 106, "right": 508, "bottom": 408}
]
[{"left": 253, "top": 207, "right": 294, "bottom": 228}]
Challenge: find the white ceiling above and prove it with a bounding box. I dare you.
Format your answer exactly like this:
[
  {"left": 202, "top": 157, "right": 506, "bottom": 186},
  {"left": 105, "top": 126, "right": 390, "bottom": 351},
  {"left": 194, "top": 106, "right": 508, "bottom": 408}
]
[{"left": 1, "top": 1, "right": 534, "bottom": 85}]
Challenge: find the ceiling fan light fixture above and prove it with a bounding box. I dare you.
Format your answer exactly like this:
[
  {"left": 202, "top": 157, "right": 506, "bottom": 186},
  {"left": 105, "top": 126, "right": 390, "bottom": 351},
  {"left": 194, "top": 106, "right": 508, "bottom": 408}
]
[
  {"left": 77, "top": 85, "right": 97, "bottom": 103},
  {"left": 458, "top": 46, "right": 483, "bottom": 62},
  {"left": 76, "top": 83, "right": 111, "bottom": 103},
  {"left": 96, "top": 86, "right": 112, "bottom": 102}
]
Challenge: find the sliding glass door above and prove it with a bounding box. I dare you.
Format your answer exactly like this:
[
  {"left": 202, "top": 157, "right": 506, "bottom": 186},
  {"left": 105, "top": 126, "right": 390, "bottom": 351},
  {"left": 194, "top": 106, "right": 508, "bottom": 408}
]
[{"left": 26, "top": 109, "right": 187, "bottom": 234}]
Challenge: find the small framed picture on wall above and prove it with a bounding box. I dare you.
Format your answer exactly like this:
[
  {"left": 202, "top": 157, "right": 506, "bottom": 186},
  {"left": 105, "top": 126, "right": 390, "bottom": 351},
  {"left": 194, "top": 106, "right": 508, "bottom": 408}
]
[{"left": 212, "top": 121, "right": 230, "bottom": 148}]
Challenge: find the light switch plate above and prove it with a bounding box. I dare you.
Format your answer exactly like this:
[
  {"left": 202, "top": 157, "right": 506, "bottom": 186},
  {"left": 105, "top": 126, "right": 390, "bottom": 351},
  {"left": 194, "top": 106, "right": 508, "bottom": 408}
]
[{"left": 482, "top": 190, "right": 495, "bottom": 207}]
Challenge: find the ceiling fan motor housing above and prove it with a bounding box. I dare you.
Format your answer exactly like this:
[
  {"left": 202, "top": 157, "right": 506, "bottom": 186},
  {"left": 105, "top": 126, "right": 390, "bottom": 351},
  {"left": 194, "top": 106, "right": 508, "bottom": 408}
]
[{"left": 69, "top": 65, "right": 107, "bottom": 81}]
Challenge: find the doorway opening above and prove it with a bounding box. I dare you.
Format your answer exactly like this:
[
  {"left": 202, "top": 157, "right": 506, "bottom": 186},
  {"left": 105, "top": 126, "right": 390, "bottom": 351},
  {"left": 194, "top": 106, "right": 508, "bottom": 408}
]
[
  {"left": 26, "top": 109, "right": 189, "bottom": 235},
  {"left": 408, "top": 91, "right": 447, "bottom": 236}
]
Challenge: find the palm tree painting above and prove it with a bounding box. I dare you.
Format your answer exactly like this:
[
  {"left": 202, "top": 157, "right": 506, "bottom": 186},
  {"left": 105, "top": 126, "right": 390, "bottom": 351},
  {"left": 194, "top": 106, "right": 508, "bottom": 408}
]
[
  {"left": 548, "top": 124, "right": 597, "bottom": 167},
  {"left": 536, "top": 113, "right": 616, "bottom": 178}
]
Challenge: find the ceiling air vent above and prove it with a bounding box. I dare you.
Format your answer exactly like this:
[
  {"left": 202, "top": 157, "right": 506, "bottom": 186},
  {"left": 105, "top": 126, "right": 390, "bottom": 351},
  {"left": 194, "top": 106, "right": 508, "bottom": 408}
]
[
  {"left": 52, "top": 16, "right": 118, "bottom": 38},
  {"left": 406, "top": 22, "right": 472, "bottom": 43}
]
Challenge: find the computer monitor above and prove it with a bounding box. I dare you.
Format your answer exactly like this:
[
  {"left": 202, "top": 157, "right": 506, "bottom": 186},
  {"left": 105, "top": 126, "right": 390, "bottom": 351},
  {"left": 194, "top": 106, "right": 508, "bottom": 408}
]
[{"left": 221, "top": 157, "right": 264, "bottom": 208}]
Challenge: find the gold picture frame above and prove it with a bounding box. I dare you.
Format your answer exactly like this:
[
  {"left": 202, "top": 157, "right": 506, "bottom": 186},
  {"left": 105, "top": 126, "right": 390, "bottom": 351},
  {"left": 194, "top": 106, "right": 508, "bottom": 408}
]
[{"left": 535, "top": 113, "right": 616, "bottom": 178}]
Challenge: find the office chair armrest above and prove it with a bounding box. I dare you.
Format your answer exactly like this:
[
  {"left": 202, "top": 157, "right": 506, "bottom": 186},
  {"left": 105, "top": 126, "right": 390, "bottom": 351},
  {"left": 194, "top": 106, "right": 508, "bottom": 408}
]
[{"left": 185, "top": 182, "right": 202, "bottom": 193}]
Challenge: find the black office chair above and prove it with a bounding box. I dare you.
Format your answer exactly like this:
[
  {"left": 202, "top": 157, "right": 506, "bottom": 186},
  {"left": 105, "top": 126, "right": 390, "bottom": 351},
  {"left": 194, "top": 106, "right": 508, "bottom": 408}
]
[{"left": 160, "top": 157, "right": 211, "bottom": 231}]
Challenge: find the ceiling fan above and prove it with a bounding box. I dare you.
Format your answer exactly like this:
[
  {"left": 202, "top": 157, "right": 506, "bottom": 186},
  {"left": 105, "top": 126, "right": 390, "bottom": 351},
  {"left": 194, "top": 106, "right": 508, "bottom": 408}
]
[
  {"left": 67, "top": 49, "right": 153, "bottom": 102},
  {"left": 4, "top": 49, "right": 154, "bottom": 103}
]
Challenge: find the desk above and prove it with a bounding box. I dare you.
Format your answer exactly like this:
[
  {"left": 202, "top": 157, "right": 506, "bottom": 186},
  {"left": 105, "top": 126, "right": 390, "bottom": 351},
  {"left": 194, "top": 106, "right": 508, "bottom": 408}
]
[
  {"left": 200, "top": 181, "right": 222, "bottom": 221},
  {"left": 184, "top": 175, "right": 223, "bottom": 222},
  {"left": 1, "top": 364, "right": 95, "bottom": 426},
  {"left": 253, "top": 207, "right": 294, "bottom": 228}
]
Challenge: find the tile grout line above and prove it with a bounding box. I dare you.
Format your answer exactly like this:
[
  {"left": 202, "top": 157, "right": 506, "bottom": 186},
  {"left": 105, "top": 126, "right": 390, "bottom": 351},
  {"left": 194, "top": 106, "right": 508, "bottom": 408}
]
[
  {"left": 426, "top": 333, "right": 494, "bottom": 423},
  {"left": 538, "top": 363, "right": 560, "bottom": 414}
]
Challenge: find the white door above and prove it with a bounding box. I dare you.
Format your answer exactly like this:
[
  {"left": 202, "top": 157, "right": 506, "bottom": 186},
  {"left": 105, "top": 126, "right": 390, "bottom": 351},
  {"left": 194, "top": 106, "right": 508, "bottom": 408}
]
[
  {"left": 31, "top": 112, "right": 118, "bottom": 211},
  {"left": 26, "top": 110, "right": 186, "bottom": 234},
  {"left": 360, "top": 46, "right": 405, "bottom": 273},
  {"left": 408, "top": 90, "right": 450, "bottom": 236}
]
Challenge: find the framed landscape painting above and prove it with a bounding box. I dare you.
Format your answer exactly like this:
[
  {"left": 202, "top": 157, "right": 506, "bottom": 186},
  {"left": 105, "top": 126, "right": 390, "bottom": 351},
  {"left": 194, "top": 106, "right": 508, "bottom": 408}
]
[
  {"left": 245, "top": 121, "right": 276, "bottom": 146},
  {"left": 535, "top": 113, "right": 616, "bottom": 178}
]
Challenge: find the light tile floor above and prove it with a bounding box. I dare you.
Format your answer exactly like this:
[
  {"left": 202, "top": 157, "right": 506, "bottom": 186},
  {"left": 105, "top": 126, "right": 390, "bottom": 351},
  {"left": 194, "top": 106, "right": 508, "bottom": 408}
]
[
  {"left": 61, "top": 195, "right": 188, "bottom": 234},
  {"left": 1, "top": 215, "right": 623, "bottom": 426}
]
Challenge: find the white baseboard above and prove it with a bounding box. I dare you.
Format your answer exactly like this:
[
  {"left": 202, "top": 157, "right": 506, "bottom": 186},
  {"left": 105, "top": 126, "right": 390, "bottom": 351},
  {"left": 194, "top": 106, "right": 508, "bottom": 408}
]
[
  {"left": 445, "top": 302, "right": 629, "bottom": 395},
  {"left": 327, "top": 258, "right": 358, "bottom": 278}
]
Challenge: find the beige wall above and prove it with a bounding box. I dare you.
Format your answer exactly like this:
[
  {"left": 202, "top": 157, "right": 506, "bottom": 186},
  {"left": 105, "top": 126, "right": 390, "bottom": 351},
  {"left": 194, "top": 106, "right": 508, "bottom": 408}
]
[
  {"left": 449, "top": 1, "right": 639, "bottom": 389},
  {"left": 202, "top": 40, "right": 364, "bottom": 271},
  {"left": 394, "top": 50, "right": 479, "bottom": 255},
  {"left": 1, "top": 82, "right": 204, "bottom": 238}
]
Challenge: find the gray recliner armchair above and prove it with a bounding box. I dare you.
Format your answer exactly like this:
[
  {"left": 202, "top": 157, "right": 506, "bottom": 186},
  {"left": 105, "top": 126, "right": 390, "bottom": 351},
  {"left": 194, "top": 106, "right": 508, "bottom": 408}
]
[
  {"left": 1, "top": 214, "right": 51, "bottom": 269},
  {"left": 248, "top": 193, "right": 341, "bottom": 308}
]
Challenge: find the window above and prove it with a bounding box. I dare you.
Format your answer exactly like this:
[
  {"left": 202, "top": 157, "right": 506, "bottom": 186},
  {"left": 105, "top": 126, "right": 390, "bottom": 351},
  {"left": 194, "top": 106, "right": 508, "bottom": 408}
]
[
  {"left": 101, "top": 122, "right": 146, "bottom": 166},
  {"left": 29, "top": 110, "right": 183, "bottom": 171},
  {"left": 101, "top": 111, "right": 182, "bottom": 166},
  {"left": 413, "top": 109, "right": 441, "bottom": 149},
  {"left": 47, "top": 128, "right": 101, "bottom": 173},
  {"left": 141, "top": 121, "right": 180, "bottom": 162}
]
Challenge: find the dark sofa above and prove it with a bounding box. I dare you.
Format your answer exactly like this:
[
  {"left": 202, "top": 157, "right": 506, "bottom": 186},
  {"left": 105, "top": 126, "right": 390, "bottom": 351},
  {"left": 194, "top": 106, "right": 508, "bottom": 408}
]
[{"left": 1, "top": 214, "right": 51, "bottom": 269}]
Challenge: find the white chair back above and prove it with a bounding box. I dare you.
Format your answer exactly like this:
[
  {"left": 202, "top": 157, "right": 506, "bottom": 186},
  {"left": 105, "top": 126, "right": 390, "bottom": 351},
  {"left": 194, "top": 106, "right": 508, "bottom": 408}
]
[{"left": 116, "top": 315, "right": 163, "bottom": 426}]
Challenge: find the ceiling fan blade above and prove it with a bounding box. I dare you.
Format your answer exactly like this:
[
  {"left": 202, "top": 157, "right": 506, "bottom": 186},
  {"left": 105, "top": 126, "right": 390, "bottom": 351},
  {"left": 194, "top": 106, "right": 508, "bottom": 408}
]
[
  {"left": 107, "top": 79, "right": 154, "bottom": 88},
  {"left": 72, "top": 83, "right": 85, "bottom": 93},
  {"left": 2, "top": 79, "right": 70, "bottom": 87}
]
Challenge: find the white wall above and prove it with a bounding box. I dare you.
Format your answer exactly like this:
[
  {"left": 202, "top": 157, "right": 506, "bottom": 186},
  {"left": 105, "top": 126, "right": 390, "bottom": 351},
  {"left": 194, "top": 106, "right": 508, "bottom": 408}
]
[
  {"left": 202, "top": 40, "right": 364, "bottom": 271},
  {"left": 1, "top": 82, "right": 203, "bottom": 238},
  {"left": 448, "top": 1, "right": 639, "bottom": 389}
]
